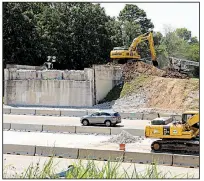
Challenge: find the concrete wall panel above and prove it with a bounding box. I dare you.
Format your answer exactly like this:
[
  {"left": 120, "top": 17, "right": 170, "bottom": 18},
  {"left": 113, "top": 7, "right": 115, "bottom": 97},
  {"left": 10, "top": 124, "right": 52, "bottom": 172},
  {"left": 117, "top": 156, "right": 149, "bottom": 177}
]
[
  {"left": 3, "top": 123, "right": 11, "bottom": 130},
  {"left": 35, "top": 146, "right": 79, "bottom": 159},
  {"left": 76, "top": 126, "right": 111, "bottom": 135},
  {"left": 87, "top": 109, "right": 99, "bottom": 115},
  {"left": 124, "top": 152, "right": 172, "bottom": 165},
  {"left": 42, "top": 125, "right": 75, "bottom": 133},
  {"left": 16, "top": 70, "right": 37, "bottom": 80},
  {"left": 60, "top": 110, "right": 87, "bottom": 117},
  {"left": 3, "top": 144, "right": 35, "bottom": 156},
  {"left": 11, "top": 123, "right": 43, "bottom": 132},
  {"left": 10, "top": 108, "right": 35, "bottom": 115},
  {"left": 3, "top": 108, "right": 11, "bottom": 114},
  {"left": 124, "top": 129, "right": 144, "bottom": 136},
  {"left": 143, "top": 113, "right": 159, "bottom": 120},
  {"left": 35, "top": 109, "right": 60, "bottom": 116},
  {"left": 78, "top": 149, "right": 124, "bottom": 162},
  {"left": 41, "top": 70, "right": 63, "bottom": 80},
  {"left": 173, "top": 154, "right": 199, "bottom": 168}
]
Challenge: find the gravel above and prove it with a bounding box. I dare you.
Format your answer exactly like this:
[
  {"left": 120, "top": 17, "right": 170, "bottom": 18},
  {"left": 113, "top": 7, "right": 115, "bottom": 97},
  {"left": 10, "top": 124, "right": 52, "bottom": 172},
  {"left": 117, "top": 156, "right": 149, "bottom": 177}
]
[{"left": 107, "top": 131, "right": 140, "bottom": 144}]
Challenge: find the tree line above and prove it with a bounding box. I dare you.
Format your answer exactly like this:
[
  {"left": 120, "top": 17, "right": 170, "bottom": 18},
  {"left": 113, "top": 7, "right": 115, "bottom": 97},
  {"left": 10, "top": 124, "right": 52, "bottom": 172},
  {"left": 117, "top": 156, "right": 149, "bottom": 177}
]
[{"left": 3, "top": 2, "right": 199, "bottom": 70}]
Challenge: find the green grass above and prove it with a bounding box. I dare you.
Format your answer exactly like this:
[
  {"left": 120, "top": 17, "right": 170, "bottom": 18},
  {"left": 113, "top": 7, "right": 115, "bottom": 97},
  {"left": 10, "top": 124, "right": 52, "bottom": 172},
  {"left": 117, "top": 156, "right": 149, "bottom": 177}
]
[
  {"left": 120, "top": 75, "right": 152, "bottom": 98},
  {"left": 3, "top": 157, "right": 196, "bottom": 179}
]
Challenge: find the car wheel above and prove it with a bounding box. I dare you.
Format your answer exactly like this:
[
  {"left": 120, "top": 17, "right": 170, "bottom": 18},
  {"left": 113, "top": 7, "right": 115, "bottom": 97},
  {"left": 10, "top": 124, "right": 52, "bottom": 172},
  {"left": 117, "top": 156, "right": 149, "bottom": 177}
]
[
  {"left": 82, "top": 119, "right": 89, "bottom": 126},
  {"left": 105, "top": 120, "right": 111, "bottom": 127}
]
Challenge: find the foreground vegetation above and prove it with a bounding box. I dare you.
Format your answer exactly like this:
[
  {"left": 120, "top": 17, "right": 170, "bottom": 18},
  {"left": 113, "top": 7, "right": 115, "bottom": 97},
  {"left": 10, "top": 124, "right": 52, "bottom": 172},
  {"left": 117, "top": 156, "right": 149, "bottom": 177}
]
[{"left": 3, "top": 157, "right": 196, "bottom": 179}]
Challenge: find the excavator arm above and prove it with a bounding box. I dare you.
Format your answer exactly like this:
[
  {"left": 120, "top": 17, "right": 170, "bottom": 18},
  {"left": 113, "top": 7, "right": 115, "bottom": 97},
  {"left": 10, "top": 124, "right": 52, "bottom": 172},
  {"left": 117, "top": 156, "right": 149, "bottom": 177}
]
[{"left": 128, "top": 32, "right": 158, "bottom": 66}]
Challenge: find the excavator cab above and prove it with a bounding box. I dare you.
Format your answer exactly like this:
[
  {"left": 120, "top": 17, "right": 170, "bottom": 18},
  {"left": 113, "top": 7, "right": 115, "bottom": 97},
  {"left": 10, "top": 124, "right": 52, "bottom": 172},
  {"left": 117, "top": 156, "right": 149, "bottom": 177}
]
[{"left": 181, "top": 111, "right": 199, "bottom": 123}]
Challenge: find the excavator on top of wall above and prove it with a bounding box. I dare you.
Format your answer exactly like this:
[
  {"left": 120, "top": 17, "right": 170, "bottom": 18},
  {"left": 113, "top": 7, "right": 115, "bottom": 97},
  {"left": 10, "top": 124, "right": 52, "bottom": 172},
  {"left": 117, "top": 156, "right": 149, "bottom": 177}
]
[
  {"left": 145, "top": 111, "right": 199, "bottom": 154},
  {"left": 110, "top": 32, "right": 158, "bottom": 67}
]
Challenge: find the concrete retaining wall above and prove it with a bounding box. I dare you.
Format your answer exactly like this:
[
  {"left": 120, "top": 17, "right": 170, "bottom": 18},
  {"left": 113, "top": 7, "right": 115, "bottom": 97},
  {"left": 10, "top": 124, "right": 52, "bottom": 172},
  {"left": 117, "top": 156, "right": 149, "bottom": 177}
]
[
  {"left": 35, "top": 146, "right": 79, "bottom": 159},
  {"left": 124, "top": 152, "right": 172, "bottom": 165},
  {"left": 4, "top": 66, "right": 97, "bottom": 107},
  {"left": 5, "top": 80, "right": 94, "bottom": 107},
  {"left": 42, "top": 125, "right": 75, "bottom": 133},
  {"left": 10, "top": 123, "right": 43, "bottom": 132},
  {"left": 173, "top": 154, "right": 199, "bottom": 168},
  {"left": 94, "top": 65, "right": 123, "bottom": 103},
  {"left": 78, "top": 149, "right": 124, "bottom": 162},
  {"left": 3, "top": 144, "right": 36, "bottom": 156}
]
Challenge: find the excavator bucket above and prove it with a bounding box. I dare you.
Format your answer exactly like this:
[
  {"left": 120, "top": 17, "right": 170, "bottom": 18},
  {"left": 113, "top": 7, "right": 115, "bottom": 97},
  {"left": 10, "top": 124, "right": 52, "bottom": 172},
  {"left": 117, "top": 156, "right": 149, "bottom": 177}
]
[{"left": 153, "top": 60, "right": 158, "bottom": 67}]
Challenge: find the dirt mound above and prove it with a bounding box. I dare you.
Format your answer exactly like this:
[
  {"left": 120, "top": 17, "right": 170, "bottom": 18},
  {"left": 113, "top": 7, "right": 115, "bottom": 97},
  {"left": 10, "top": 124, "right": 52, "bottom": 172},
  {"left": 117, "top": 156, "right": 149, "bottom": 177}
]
[
  {"left": 112, "top": 76, "right": 199, "bottom": 114},
  {"left": 162, "top": 68, "right": 189, "bottom": 79},
  {"left": 107, "top": 131, "right": 139, "bottom": 144},
  {"left": 122, "top": 62, "right": 188, "bottom": 82}
]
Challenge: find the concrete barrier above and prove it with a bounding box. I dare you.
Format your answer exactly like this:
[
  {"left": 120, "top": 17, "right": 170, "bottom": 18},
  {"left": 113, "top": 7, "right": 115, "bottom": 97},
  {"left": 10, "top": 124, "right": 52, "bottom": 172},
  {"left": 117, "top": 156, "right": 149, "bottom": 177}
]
[
  {"left": 158, "top": 113, "right": 172, "bottom": 118},
  {"left": 3, "top": 108, "right": 11, "bottom": 114},
  {"left": 3, "top": 144, "right": 36, "bottom": 156},
  {"left": 78, "top": 149, "right": 124, "bottom": 162},
  {"left": 120, "top": 112, "right": 143, "bottom": 120},
  {"left": 120, "top": 113, "right": 131, "bottom": 119},
  {"left": 42, "top": 125, "right": 76, "bottom": 133},
  {"left": 35, "top": 146, "right": 79, "bottom": 159},
  {"left": 143, "top": 113, "right": 159, "bottom": 120},
  {"left": 35, "top": 109, "right": 60, "bottom": 116},
  {"left": 3, "top": 123, "right": 11, "bottom": 130},
  {"left": 124, "top": 152, "right": 173, "bottom": 166},
  {"left": 11, "top": 123, "right": 43, "bottom": 132},
  {"left": 10, "top": 108, "right": 36, "bottom": 115},
  {"left": 87, "top": 110, "right": 99, "bottom": 115},
  {"left": 76, "top": 126, "right": 111, "bottom": 135},
  {"left": 111, "top": 128, "right": 144, "bottom": 136},
  {"left": 60, "top": 110, "right": 87, "bottom": 117},
  {"left": 172, "top": 154, "right": 199, "bottom": 168},
  {"left": 124, "top": 129, "right": 144, "bottom": 136}
]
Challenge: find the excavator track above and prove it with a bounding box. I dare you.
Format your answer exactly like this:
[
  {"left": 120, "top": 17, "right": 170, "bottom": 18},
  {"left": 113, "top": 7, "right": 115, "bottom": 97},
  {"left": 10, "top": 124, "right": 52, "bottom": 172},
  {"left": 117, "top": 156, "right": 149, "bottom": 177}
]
[{"left": 151, "top": 139, "right": 199, "bottom": 155}]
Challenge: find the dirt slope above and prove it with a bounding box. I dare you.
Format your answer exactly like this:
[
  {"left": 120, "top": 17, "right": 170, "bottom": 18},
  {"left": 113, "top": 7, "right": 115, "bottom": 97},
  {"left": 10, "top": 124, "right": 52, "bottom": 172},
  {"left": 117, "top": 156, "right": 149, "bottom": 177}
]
[
  {"left": 112, "top": 75, "right": 199, "bottom": 114},
  {"left": 105, "top": 62, "right": 199, "bottom": 114}
]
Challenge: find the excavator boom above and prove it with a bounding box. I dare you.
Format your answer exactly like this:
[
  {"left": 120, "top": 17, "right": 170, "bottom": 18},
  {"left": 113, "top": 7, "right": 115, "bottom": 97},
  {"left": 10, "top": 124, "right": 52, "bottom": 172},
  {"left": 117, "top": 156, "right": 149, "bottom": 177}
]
[{"left": 110, "top": 32, "right": 158, "bottom": 66}]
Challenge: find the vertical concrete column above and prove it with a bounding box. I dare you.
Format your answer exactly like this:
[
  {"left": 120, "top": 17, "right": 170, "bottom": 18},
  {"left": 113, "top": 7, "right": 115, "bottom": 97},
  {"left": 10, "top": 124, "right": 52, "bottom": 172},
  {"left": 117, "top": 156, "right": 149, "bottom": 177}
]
[{"left": 3, "top": 69, "right": 9, "bottom": 105}]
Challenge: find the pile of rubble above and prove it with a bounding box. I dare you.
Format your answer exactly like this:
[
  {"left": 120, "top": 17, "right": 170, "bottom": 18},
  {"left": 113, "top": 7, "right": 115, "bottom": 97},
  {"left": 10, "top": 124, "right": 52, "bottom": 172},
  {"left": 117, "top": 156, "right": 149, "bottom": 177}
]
[
  {"left": 107, "top": 131, "right": 139, "bottom": 144},
  {"left": 162, "top": 68, "right": 189, "bottom": 79},
  {"left": 122, "top": 62, "right": 188, "bottom": 82}
]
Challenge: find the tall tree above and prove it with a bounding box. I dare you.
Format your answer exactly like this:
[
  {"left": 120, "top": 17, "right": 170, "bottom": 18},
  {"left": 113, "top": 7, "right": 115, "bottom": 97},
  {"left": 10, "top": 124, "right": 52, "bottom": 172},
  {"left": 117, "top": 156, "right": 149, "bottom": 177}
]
[
  {"left": 3, "top": 2, "right": 48, "bottom": 66},
  {"left": 175, "top": 28, "right": 191, "bottom": 41},
  {"left": 119, "top": 4, "right": 154, "bottom": 33}
]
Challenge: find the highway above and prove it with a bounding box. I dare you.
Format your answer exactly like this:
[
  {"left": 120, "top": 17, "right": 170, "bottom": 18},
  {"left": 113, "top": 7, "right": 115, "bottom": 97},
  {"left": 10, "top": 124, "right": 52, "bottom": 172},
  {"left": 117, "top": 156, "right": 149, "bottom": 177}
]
[{"left": 4, "top": 114, "right": 150, "bottom": 129}]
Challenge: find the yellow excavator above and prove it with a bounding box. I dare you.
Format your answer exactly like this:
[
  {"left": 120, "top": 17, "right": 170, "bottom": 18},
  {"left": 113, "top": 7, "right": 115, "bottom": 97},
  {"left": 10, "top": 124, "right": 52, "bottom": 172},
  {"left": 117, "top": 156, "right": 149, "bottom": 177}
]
[
  {"left": 110, "top": 32, "right": 158, "bottom": 67},
  {"left": 145, "top": 111, "right": 199, "bottom": 154}
]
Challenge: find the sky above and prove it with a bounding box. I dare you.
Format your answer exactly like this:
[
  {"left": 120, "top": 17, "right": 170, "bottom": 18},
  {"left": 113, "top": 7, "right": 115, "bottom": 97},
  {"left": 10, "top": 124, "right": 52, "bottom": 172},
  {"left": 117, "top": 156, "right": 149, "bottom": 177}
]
[{"left": 100, "top": 3, "right": 199, "bottom": 38}]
